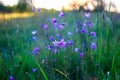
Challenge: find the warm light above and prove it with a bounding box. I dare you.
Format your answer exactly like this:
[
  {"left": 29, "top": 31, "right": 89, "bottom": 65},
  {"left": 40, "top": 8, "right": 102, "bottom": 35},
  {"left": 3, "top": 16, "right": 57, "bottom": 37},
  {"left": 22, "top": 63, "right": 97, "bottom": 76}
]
[{"left": 0, "top": 0, "right": 120, "bottom": 12}]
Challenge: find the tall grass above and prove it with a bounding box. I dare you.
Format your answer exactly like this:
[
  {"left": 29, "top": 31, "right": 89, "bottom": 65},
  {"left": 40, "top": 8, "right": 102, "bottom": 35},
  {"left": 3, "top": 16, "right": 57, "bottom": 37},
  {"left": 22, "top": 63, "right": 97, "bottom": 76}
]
[{"left": 0, "top": 5, "right": 120, "bottom": 80}]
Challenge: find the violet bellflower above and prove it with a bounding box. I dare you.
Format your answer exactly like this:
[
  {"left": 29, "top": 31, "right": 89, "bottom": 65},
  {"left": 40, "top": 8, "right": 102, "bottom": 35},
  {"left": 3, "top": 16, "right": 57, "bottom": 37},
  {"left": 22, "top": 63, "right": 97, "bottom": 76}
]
[
  {"left": 59, "top": 11, "right": 64, "bottom": 17},
  {"left": 75, "top": 47, "right": 79, "bottom": 52},
  {"left": 32, "top": 68, "right": 37, "bottom": 73},
  {"left": 43, "top": 24, "right": 48, "bottom": 30},
  {"left": 52, "top": 40, "right": 59, "bottom": 47},
  {"left": 9, "top": 76, "right": 14, "bottom": 80},
  {"left": 52, "top": 18, "right": 57, "bottom": 23},
  {"left": 85, "top": 13, "right": 91, "bottom": 18},
  {"left": 80, "top": 52, "right": 84, "bottom": 58},
  {"left": 91, "top": 42, "right": 96, "bottom": 50},
  {"left": 90, "top": 31, "right": 96, "bottom": 37},
  {"left": 33, "top": 47, "right": 39, "bottom": 54},
  {"left": 59, "top": 39, "right": 66, "bottom": 48}
]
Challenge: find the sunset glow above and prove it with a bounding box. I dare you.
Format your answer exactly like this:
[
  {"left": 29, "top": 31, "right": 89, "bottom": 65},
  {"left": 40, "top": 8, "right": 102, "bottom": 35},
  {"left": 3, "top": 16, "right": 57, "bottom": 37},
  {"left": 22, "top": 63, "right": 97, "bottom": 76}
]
[{"left": 1, "top": 0, "right": 120, "bottom": 12}]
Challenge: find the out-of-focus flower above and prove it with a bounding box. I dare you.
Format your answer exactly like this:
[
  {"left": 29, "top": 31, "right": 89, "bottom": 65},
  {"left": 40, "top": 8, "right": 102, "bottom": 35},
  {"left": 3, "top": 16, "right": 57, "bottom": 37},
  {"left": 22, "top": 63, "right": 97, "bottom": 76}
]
[
  {"left": 81, "top": 28, "right": 88, "bottom": 34},
  {"left": 43, "top": 24, "right": 48, "bottom": 30},
  {"left": 59, "top": 11, "right": 64, "bottom": 17},
  {"left": 91, "top": 42, "right": 96, "bottom": 50},
  {"left": 48, "top": 45, "right": 53, "bottom": 50},
  {"left": 9, "top": 76, "right": 14, "bottom": 80},
  {"left": 80, "top": 52, "right": 84, "bottom": 58},
  {"left": 67, "top": 40, "right": 74, "bottom": 45},
  {"left": 85, "top": 13, "right": 91, "bottom": 18},
  {"left": 58, "top": 25, "right": 64, "bottom": 30},
  {"left": 90, "top": 31, "right": 96, "bottom": 37},
  {"left": 52, "top": 40, "right": 59, "bottom": 47},
  {"left": 49, "top": 36, "right": 54, "bottom": 41},
  {"left": 88, "top": 21, "right": 93, "bottom": 28},
  {"left": 33, "top": 47, "right": 39, "bottom": 54},
  {"left": 75, "top": 47, "right": 79, "bottom": 52},
  {"left": 59, "top": 39, "right": 66, "bottom": 48},
  {"left": 32, "top": 7, "right": 36, "bottom": 12},
  {"left": 67, "top": 32, "right": 72, "bottom": 36},
  {"left": 32, "top": 68, "right": 37, "bottom": 73},
  {"left": 52, "top": 18, "right": 57, "bottom": 23},
  {"left": 37, "top": 8, "right": 41, "bottom": 12},
  {"left": 32, "top": 30, "right": 37, "bottom": 35},
  {"left": 32, "top": 36, "right": 37, "bottom": 41},
  {"left": 54, "top": 48, "right": 58, "bottom": 54}
]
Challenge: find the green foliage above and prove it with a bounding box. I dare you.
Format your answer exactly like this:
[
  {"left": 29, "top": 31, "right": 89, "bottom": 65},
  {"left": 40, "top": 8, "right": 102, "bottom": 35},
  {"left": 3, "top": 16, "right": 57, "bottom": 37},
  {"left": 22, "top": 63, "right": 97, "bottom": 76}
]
[{"left": 0, "top": 10, "right": 120, "bottom": 80}]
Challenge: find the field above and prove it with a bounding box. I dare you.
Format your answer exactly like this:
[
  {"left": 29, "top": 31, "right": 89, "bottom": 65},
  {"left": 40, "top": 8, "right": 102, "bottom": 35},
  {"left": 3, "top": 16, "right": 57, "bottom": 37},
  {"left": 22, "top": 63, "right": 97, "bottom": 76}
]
[{"left": 0, "top": 10, "right": 120, "bottom": 80}]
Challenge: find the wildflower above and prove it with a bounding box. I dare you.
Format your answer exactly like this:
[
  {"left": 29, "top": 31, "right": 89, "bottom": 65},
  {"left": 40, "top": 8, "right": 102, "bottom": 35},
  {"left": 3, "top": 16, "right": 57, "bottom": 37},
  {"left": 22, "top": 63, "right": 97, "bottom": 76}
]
[
  {"left": 91, "top": 42, "right": 96, "bottom": 50},
  {"left": 81, "top": 28, "right": 88, "bottom": 34},
  {"left": 52, "top": 18, "right": 57, "bottom": 23},
  {"left": 85, "top": 13, "right": 91, "bottom": 18},
  {"left": 9, "top": 76, "right": 14, "bottom": 80},
  {"left": 32, "top": 7, "right": 36, "bottom": 12},
  {"left": 32, "top": 30, "right": 37, "bottom": 35},
  {"left": 67, "top": 32, "right": 72, "bottom": 36},
  {"left": 32, "top": 36, "right": 37, "bottom": 41},
  {"left": 80, "top": 52, "right": 84, "bottom": 58},
  {"left": 67, "top": 40, "right": 74, "bottom": 45},
  {"left": 54, "top": 48, "right": 58, "bottom": 54},
  {"left": 37, "top": 8, "right": 41, "bottom": 12},
  {"left": 74, "top": 47, "right": 79, "bottom": 52},
  {"left": 32, "top": 68, "right": 37, "bottom": 73},
  {"left": 33, "top": 47, "right": 39, "bottom": 54},
  {"left": 59, "top": 11, "right": 64, "bottom": 17},
  {"left": 49, "top": 36, "right": 54, "bottom": 41},
  {"left": 58, "top": 25, "right": 64, "bottom": 30},
  {"left": 48, "top": 45, "right": 53, "bottom": 50},
  {"left": 88, "top": 21, "right": 93, "bottom": 28},
  {"left": 59, "top": 39, "right": 66, "bottom": 48},
  {"left": 75, "top": 27, "right": 79, "bottom": 33},
  {"left": 43, "top": 24, "right": 48, "bottom": 30},
  {"left": 90, "top": 31, "right": 96, "bottom": 37},
  {"left": 52, "top": 40, "right": 59, "bottom": 47}
]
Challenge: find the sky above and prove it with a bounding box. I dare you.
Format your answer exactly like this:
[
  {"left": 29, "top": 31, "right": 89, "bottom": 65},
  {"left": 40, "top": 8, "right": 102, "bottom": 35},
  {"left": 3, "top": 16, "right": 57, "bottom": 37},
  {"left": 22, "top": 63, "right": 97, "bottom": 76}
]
[{"left": 0, "top": 0, "right": 120, "bottom": 12}]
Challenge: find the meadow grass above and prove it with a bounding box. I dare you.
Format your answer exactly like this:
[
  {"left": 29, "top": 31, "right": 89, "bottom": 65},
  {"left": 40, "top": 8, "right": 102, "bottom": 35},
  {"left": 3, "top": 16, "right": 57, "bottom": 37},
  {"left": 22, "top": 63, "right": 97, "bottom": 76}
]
[{"left": 0, "top": 10, "right": 120, "bottom": 80}]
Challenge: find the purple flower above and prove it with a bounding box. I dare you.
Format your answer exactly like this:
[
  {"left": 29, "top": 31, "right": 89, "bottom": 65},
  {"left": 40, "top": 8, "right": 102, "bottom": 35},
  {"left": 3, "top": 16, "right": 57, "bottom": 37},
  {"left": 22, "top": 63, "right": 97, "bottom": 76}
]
[
  {"left": 67, "top": 40, "right": 74, "bottom": 45},
  {"left": 91, "top": 42, "right": 96, "bottom": 50},
  {"left": 49, "top": 36, "right": 54, "bottom": 41},
  {"left": 32, "top": 30, "right": 37, "bottom": 35},
  {"left": 85, "top": 13, "right": 91, "bottom": 18},
  {"left": 59, "top": 11, "right": 64, "bottom": 17},
  {"left": 32, "top": 7, "right": 36, "bottom": 12},
  {"left": 58, "top": 25, "right": 64, "bottom": 30},
  {"left": 37, "top": 8, "right": 41, "bottom": 12},
  {"left": 80, "top": 52, "right": 84, "bottom": 58},
  {"left": 54, "top": 48, "right": 58, "bottom": 54},
  {"left": 88, "top": 21, "right": 93, "bottom": 28},
  {"left": 75, "top": 27, "right": 79, "bottom": 33},
  {"left": 52, "top": 18, "right": 57, "bottom": 23},
  {"left": 32, "top": 36, "right": 37, "bottom": 41},
  {"left": 52, "top": 40, "right": 59, "bottom": 47},
  {"left": 43, "top": 24, "right": 48, "bottom": 30},
  {"left": 32, "top": 68, "right": 37, "bottom": 73},
  {"left": 81, "top": 28, "right": 88, "bottom": 34},
  {"left": 33, "top": 47, "right": 39, "bottom": 54},
  {"left": 75, "top": 47, "right": 79, "bottom": 52},
  {"left": 59, "top": 39, "right": 66, "bottom": 48},
  {"left": 67, "top": 32, "right": 72, "bottom": 36},
  {"left": 9, "top": 76, "right": 14, "bottom": 80},
  {"left": 48, "top": 45, "right": 53, "bottom": 50},
  {"left": 90, "top": 31, "right": 96, "bottom": 37}
]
